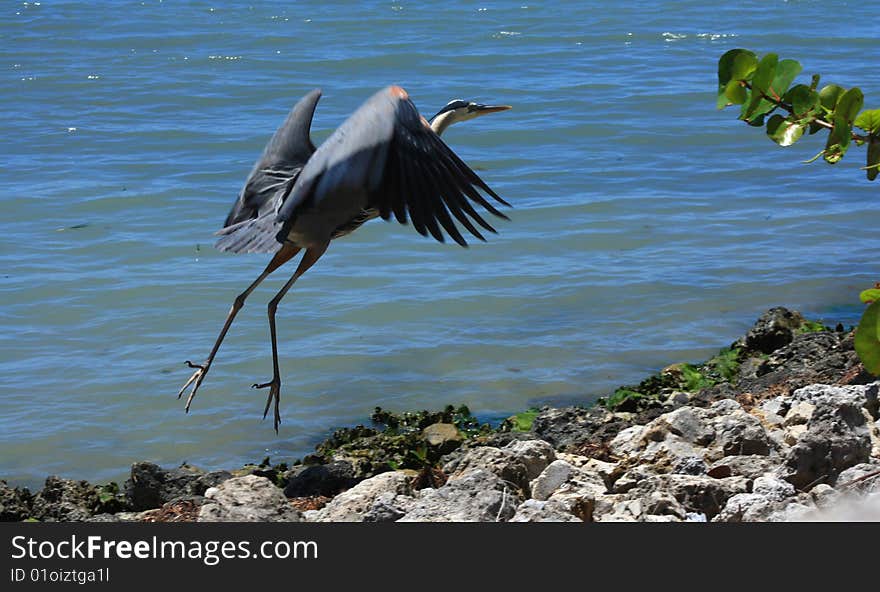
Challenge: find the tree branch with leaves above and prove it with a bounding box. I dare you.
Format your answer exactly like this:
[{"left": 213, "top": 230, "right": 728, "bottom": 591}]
[{"left": 717, "top": 48, "right": 880, "bottom": 175}]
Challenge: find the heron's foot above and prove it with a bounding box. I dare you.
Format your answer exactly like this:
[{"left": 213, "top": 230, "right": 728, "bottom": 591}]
[
  {"left": 252, "top": 377, "right": 282, "bottom": 433},
  {"left": 178, "top": 360, "right": 211, "bottom": 413}
]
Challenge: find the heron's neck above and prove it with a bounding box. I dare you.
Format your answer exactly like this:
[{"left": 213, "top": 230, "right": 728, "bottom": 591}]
[{"left": 430, "top": 111, "right": 456, "bottom": 136}]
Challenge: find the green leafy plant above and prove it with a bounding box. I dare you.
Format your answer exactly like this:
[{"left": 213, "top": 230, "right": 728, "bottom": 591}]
[
  {"left": 717, "top": 49, "right": 880, "bottom": 373},
  {"left": 856, "top": 286, "right": 880, "bottom": 375},
  {"left": 717, "top": 48, "right": 879, "bottom": 175},
  {"left": 498, "top": 407, "right": 540, "bottom": 432}
]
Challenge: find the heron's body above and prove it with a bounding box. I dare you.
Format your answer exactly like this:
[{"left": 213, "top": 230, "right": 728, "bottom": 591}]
[{"left": 178, "top": 86, "right": 511, "bottom": 431}]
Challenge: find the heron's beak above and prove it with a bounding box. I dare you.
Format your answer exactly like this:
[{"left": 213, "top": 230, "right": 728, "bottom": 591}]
[{"left": 473, "top": 104, "right": 512, "bottom": 115}]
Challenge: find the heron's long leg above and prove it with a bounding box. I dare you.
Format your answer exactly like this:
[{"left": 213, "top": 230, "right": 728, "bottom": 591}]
[
  {"left": 178, "top": 243, "right": 301, "bottom": 413},
  {"left": 253, "top": 242, "right": 329, "bottom": 432}
]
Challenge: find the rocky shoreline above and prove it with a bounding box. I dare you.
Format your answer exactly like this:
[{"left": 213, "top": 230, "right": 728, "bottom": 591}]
[{"left": 3, "top": 307, "right": 879, "bottom": 522}]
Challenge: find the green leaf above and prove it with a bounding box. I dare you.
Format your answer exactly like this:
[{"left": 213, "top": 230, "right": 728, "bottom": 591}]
[
  {"left": 784, "top": 84, "right": 820, "bottom": 121},
  {"left": 859, "top": 288, "right": 880, "bottom": 304},
  {"left": 855, "top": 300, "right": 880, "bottom": 375},
  {"left": 744, "top": 58, "right": 803, "bottom": 123},
  {"left": 717, "top": 49, "right": 758, "bottom": 108},
  {"left": 824, "top": 114, "right": 852, "bottom": 163},
  {"left": 868, "top": 137, "right": 880, "bottom": 181},
  {"left": 724, "top": 80, "right": 748, "bottom": 105},
  {"left": 855, "top": 109, "right": 880, "bottom": 134},
  {"left": 743, "top": 113, "right": 766, "bottom": 127},
  {"left": 819, "top": 84, "right": 845, "bottom": 112},
  {"left": 834, "top": 87, "right": 864, "bottom": 122},
  {"left": 766, "top": 114, "right": 806, "bottom": 146},
  {"left": 769, "top": 59, "right": 803, "bottom": 100},
  {"left": 741, "top": 53, "right": 778, "bottom": 122}
]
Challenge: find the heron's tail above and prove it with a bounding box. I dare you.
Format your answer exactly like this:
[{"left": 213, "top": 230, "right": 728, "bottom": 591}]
[{"left": 214, "top": 213, "right": 283, "bottom": 254}]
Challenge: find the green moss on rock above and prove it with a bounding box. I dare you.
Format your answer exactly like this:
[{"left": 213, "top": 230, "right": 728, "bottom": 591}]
[{"left": 306, "top": 405, "right": 492, "bottom": 478}]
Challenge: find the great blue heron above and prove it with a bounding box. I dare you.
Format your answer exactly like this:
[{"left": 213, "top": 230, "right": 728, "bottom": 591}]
[{"left": 178, "top": 85, "right": 512, "bottom": 431}]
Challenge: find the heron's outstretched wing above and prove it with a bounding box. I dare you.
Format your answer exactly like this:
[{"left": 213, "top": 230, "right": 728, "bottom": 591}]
[
  {"left": 215, "top": 89, "right": 321, "bottom": 253},
  {"left": 276, "top": 86, "right": 509, "bottom": 247}
]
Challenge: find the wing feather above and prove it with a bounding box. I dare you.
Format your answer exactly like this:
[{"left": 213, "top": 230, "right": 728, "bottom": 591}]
[{"left": 215, "top": 89, "right": 321, "bottom": 253}]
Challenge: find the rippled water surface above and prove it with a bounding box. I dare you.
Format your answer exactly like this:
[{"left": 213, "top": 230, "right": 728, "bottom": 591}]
[{"left": 2, "top": 1, "right": 879, "bottom": 488}]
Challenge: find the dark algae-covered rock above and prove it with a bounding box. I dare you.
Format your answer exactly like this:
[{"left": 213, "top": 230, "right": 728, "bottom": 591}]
[
  {"left": 29, "top": 476, "right": 128, "bottom": 522},
  {"left": 125, "top": 461, "right": 232, "bottom": 511},
  {"left": 0, "top": 480, "right": 32, "bottom": 521},
  {"left": 308, "top": 405, "right": 491, "bottom": 479},
  {"left": 283, "top": 461, "right": 358, "bottom": 498},
  {"left": 740, "top": 307, "right": 807, "bottom": 354}
]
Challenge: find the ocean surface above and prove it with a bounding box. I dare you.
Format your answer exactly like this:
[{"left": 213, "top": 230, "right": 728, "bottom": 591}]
[{"left": 2, "top": 1, "right": 879, "bottom": 489}]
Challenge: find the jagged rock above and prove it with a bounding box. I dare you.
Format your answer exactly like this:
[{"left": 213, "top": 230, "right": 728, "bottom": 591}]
[
  {"left": 530, "top": 405, "right": 667, "bottom": 458},
  {"left": 784, "top": 401, "right": 815, "bottom": 426},
  {"left": 644, "top": 490, "right": 687, "bottom": 519},
  {"left": 608, "top": 425, "right": 646, "bottom": 458},
  {"left": 808, "top": 483, "right": 839, "bottom": 508},
  {"left": 443, "top": 446, "right": 529, "bottom": 493},
  {"left": 283, "top": 461, "right": 357, "bottom": 498},
  {"left": 752, "top": 408, "right": 785, "bottom": 431},
  {"left": 398, "top": 469, "right": 521, "bottom": 522},
  {"left": 712, "top": 476, "right": 801, "bottom": 522},
  {"left": 510, "top": 499, "right": 582, "bottom": 522},
  {"left": 311, "top": 471, "right": 412, "bottom": 522},
  {"left": 713, "top": 410, "right": 773, "bottom": 457},
  {"left": 594, "top": 498, "right": 644, "bottom": 522},
  {"left": 124, "top": 462, "right": 231, "bottom": 511},
  {"left": 660, "top": 407, "right": 715, "bottom": 445},
  {"left": 714, "top": 493, "right": 788, "bottom": 522},
  {"left": 740, "top": 307, "right": 805, "bottom": 354},
  {"left": 555, "top": 454, "right": 619, "bottom": 486},
  {"left": 362, "top": 491, "right": 414, "bottom": 522},
  {"left": 612, "top": 465, "right": 656, "bottom": 494},
  {"left": 753, "top": 475, "right": 796, "bottom": 500},
  {"left": 762, "top": 397, "right": 790, "bottom": 418},
  {"left": 530, "top": 460, "right": 574, "bottom": 501},
  {"left": 504, "top": 439, "right": 556, "bottom": 481},
  {"left": 707, "top": 455, "right": 779, "bottom": 479},
  {"left": 0, "top": 480, "right": 32, "bottom": 521},
  {"left": 791, "top": 382, "right": 875, "bottom": 405},
  {"left": 30, "top": 477, "right": 101, "bottom": 522},
  {"left": 632, "top": 474, "right": 751, "bottom": 520},
  {"left": 125, "top": 462, "right": 172, "bottom": 510},
  {"left": 531, "top": 406, "right": 611, "bottom": 450},
  {"left": 529, "top": 458, "right": 607, "bottom": 508},
  {"left": 673, "top": 456, "right": 707, "bottom": 475},
  {"left": 198, "top": 475, "right": 301, "bottom": 522},
  {"left": 782, "top": 390, "right": 872, "bottom": 490},
  {"left": 836, "top": 463, "right": 880, "bottom": 493}
]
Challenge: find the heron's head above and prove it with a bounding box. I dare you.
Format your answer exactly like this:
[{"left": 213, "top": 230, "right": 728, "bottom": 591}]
[{"left": 429, "top": 100, "right": 511, "bottom": 136}]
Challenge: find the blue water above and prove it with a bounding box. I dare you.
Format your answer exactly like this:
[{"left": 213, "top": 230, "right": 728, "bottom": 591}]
[{"left": 2, "top": 1, "right": 879, "bottom": 489}]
